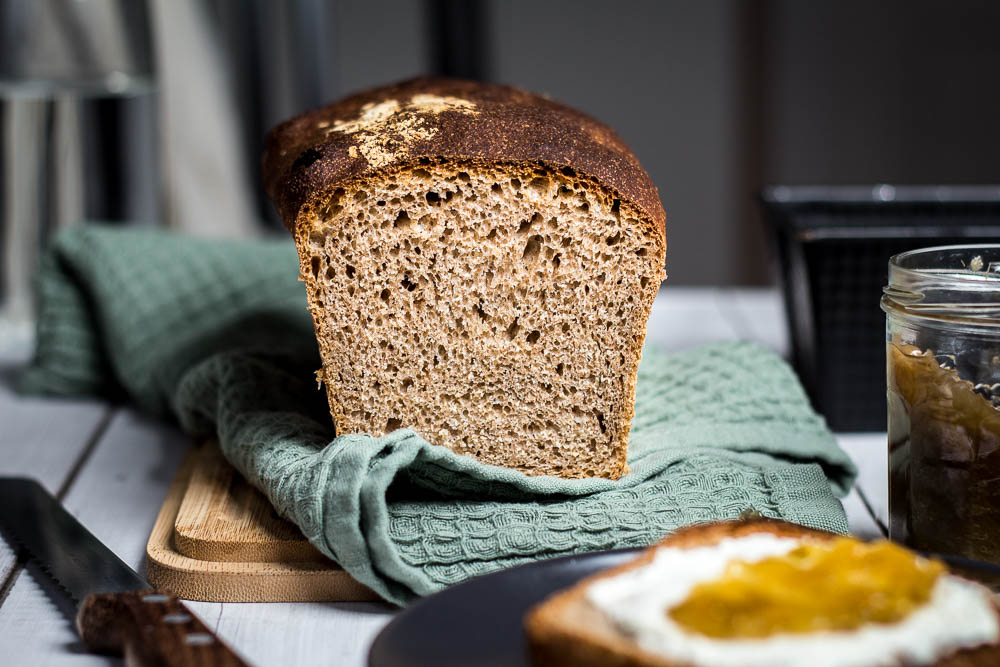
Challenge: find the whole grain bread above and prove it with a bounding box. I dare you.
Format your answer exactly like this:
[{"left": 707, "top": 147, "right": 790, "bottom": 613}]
[
  {"left": 262, "top": 78, "right": 667, "bottom": 479},
  {"left": 524, "top": 519, "right": 1000, "bottom": 667}
]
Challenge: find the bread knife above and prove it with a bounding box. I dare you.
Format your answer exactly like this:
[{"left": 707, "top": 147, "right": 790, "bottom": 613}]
[{"left": 0, "top": 477, "right": 248, "bottom": 666}]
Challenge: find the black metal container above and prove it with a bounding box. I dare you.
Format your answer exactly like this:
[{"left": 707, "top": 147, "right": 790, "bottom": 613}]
[{"left": 761, "top": 185, "right": 1000, "bottom": 432}]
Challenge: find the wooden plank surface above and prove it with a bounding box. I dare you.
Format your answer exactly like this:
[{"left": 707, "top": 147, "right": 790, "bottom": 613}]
[
  {"left": 0, "top": 338, "right": 113, "bottom": 590},
  {"left": 837, "top": 433, "right": 889, "bottom": 533},
  {"left": 0, "top": 409, "right": 224, "bottom": 666},
  {"left": 645, "top": 287, "right": 741, "bottom": 350}
]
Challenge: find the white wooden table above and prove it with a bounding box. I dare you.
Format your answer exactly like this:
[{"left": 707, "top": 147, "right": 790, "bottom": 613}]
[{"left": 0, "top": 287, "right": 886, "bottom": 666}]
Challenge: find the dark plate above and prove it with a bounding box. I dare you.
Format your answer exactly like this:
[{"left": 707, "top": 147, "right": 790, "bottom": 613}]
[
  {"left": 368, "top": 548, "right": 641, "bottom": 667},
  {"left": 368, "top": 547, "right": 1000, "bottom": 667}
]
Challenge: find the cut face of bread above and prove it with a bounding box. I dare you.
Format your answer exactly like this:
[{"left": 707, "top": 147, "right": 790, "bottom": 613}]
[{"left": 296, "top": 159, "right": 665, "bottom": 479}]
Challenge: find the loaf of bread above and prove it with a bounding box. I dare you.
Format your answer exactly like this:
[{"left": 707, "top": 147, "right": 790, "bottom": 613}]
[
  {"left": 262, "top": 78, "right": 666, "bottom": 479},
  {"left": 525, "top": 519, "right": 1000, "bottom": 667}
]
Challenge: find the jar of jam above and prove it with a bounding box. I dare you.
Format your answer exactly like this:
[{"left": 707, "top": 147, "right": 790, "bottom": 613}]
[{"left": 882, "top": 245, "right": 1000, "bottom": 565}]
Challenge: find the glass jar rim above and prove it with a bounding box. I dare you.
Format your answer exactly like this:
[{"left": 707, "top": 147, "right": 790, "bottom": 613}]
[{"left": 883, "top": 244, "right": 1000, "bottom": 330}]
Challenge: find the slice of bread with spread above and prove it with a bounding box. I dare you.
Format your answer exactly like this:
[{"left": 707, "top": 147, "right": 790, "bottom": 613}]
[
  {"left": 525, "top": 519, "right": 1000, "bottom": 667},
  {"left": 262, "top": 78, "right": 666, "bottom": 479}
]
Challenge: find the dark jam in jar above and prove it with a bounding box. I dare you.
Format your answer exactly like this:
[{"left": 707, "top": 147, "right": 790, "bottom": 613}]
[
  {"left": 887, "top": 342, "right": 1000, "bottom": 564},
  {"left": 883, "top": 245, "right": 1000, "bottom": 567}
]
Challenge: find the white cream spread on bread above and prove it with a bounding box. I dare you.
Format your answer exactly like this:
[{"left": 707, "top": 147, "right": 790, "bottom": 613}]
[{"left": 585, "top": 534, "right": 999, "bottom": 667}]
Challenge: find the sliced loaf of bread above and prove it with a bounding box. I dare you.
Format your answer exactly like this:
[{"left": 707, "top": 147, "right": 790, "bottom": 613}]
[{"left": 262, "top": 78, "right": 666, "bottom": 479}]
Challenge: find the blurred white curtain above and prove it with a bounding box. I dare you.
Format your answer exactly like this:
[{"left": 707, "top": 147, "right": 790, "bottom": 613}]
[{"left": 150, "top": 0, "right": 258, "bottom": 237}]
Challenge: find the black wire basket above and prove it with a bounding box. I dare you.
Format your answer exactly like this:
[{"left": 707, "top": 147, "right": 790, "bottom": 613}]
[{"left": 761, "top": 185, "right": 1000, "bottom": 432}]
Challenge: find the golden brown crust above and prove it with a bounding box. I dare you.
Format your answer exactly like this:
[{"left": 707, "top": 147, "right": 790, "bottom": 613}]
[
  {"left": 524, "top": 519, "right": 1000, "bottom": 667},
  {"left": 261, "top": 77, "right": 666, "bottom": 245}
]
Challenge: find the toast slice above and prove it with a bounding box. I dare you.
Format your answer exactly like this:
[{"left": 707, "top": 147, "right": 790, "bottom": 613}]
[{"left": 524, "top": 519, "right": 1000, "bottom": 667}]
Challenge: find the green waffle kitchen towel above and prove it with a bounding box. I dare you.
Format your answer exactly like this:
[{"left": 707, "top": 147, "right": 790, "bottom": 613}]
[{"left": 22, "top": 225, "right": 857, "bottom": 605}]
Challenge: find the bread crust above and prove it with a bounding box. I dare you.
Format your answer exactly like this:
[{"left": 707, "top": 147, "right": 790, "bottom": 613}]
[
  {"left": 524, "top": 519, "right": 1000, "bottom": 667},
  {"left": 261, "top": 77, "right": 666, "bottom": 246}
]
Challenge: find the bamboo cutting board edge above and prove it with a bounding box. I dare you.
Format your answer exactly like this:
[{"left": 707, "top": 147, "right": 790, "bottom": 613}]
[
  {"left": 145, "top": 446, "right": 379, "bottom": 603},
  {"left": 172, "top": 442, "right": 328, "bottom": 564}
]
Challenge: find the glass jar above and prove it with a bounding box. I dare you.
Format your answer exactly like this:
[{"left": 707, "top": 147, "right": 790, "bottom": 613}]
[{"left": 882, "top": 245, "right": 1000, "bottom": 565}]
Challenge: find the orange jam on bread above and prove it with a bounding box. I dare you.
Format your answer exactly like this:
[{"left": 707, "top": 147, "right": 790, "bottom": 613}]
[{"left": 668, "top": 538, "right": 944, "bottom": 639}]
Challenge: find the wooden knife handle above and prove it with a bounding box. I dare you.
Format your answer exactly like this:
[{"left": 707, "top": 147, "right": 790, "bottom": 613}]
[{"left": 76, "top": 589, "right": 247, "bottom": 666}]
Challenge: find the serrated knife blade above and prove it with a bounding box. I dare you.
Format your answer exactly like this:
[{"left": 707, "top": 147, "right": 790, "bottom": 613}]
[
  {"left": 0, "top": 477, "right": 146, "bottom": 601},
  {"left": 0, "top": 477, "right": 247, "bottom": 666}
]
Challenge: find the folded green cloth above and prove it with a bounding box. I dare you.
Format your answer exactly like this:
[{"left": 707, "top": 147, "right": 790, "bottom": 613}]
[{"left": 22, "top": 226, "right": 856, "bottom": 605}]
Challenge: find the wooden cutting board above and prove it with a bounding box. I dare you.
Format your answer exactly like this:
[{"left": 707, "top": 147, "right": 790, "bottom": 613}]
[{"left": 146, "top": 441, "right": 378, "bottom": 602}]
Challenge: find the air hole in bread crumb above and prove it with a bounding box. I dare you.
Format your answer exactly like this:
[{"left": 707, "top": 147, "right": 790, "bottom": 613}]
[
  {"left": 379, "top": 339, "right": 388, "bottom": 349},
  {"left": 474, "top": 301, "right": 488, "bottom": 320},
  {"left": 522, "top": 235, "right": 542, "bottom": 262},
  {"left": 640, "top": 276, "right": 649, "bottom": 288},
  {"left": 325, "top": 266, "right": 336, "bottom": 280},
  {"left": 556, "top": 363, "right": 564, "bottom": 376},
  {"left": 377, "top": 200, "right": 386, "bottom": 206},
  {"left": 510, "top": 178, "right": 521, "bottom": 189},
  {"left": 507, "top": 318, "right": 520, "bottom": 340},
  {"left": 386, "top": 417, "right": 402, "bottom": 432},
  {"left": 561, "top": 166, "right": 576, "bottom": 178},
  {"left": 526, "top": 330, "right": 540, "bottom": 344},
  {"left": 561, "top": 323, "right": 570, "bottom": 333},
  {"left": 491, "top": 183, "right": 502, "bottom": 194},
  {"left": 425, "top": 191, "right": 440, "bottom": 205},
  {"left": 529, "top": 177, "right": 549, "bottom": 193},
  {"left": 636, "top": 247, "right": 647, "bottom": 257},
  {"left": 346, "top": 265, "right": 356, "bottom": 279},
  {"left": 486, "top": 229, "right": 497, "bottom": 241},
  {"left": 394, "top": 211, "right": 411, "bottom": 229},
  {"left": 412, "top": 168, "right": 431, "bottom": 180},
  {"left": 606, "top": 231, "right": 622, "bottom": 245},
  {"left": 310, "top": 256, "right": 321, "bottom": 277},
  {"left": 401, "top": 275, "right": 416, "bottom": 291},
  {"left": 402, "top": 379, "right": 413, "bottom": 391},
  {"left": 380, "top": 288, "right": 390, "bottom": 302},
  {"left": 458, "top": 171, "right": 471, "bottom": 182},
  {"left": 596, "top": 412, "right": 607, "bottom": 433},
  {"left": 552, "top": 254, "right": 561, "bottom": 268},
  {"left": 611, "top": 198, "right": 621, "bottom": 216}
]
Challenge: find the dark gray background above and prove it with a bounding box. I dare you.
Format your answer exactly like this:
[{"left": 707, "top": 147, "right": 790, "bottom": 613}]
[{"left": 215, "top": 0, "right": 1000, "bottom": 285}]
